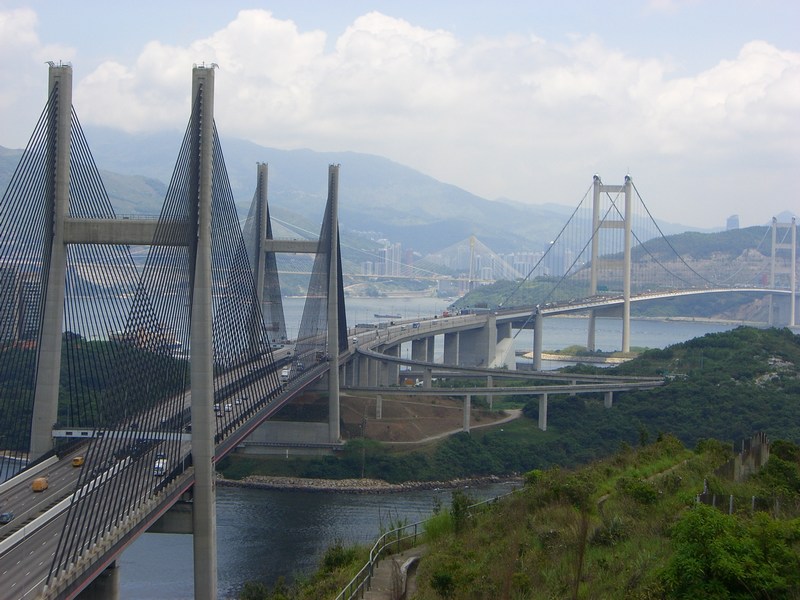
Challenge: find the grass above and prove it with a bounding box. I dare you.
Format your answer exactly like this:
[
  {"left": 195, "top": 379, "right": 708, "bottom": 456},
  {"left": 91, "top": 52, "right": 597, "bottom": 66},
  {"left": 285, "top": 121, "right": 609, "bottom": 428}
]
[{"left": 409, "top": 435, "right": 774, "bottom": 600}]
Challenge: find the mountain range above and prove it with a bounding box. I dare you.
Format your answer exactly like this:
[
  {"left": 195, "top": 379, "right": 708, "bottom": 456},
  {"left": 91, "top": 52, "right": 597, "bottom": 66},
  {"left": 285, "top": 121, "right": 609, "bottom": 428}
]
[{"left": 0, "top": 128, "right": 709, "bottom": 258}]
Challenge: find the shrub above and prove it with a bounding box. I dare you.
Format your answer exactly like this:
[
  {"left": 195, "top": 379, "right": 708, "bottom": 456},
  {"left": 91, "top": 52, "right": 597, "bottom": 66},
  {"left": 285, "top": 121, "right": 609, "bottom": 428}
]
[
  {"left": 321, "top": 541, "right": 358, "bottom": 572},
  {"left": 616, "top": 477, "right": 659, "bottom": 505}
]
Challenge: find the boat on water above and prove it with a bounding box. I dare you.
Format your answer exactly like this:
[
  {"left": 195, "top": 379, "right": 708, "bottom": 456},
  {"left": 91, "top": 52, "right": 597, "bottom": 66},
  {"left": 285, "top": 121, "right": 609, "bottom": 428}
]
[{"left": 374, "top": 313, "right": 401, "bottom": 319}]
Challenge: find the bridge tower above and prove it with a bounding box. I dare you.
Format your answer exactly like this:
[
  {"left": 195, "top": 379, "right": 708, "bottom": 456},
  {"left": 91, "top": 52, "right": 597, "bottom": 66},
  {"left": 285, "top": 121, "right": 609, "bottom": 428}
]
[
  {"left": 23, "top": 63, "right": 220, "bottom": 598},
  {"left": 769, "top": 217, "right": 797, "bottom": 327},
  {"left": 247, "top": 163, "right": 288, "bottom": 346},
  {"left": 188, "top": 65, "right": 219, "bottom": 600},
  {"left": 28, "top": 65, "right": 72, "bottom": 460},
  {"left": 244, "top": 163, "right": 345, "bottom": 443},
  {"left": 588, "top": 175, "right": 633, "bottom": 353}
]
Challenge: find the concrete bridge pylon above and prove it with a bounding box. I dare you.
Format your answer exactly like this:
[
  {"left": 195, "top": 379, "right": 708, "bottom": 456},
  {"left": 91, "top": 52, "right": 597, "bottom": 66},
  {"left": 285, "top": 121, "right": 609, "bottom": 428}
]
[
  {"left": 29, "top": 65, "right": 72, "bottom": 460},
  {"left": 769, "top": 217, "right": 797, "bottom": 327},
  {"left": 588, "top": 175, "right": 633, "bottom": 354},
  {"left": 23, "top": 63, "right": 221, "bottom": 599},
  {"left": 188, "top": 65, "right": 218, "bottom": 600}
]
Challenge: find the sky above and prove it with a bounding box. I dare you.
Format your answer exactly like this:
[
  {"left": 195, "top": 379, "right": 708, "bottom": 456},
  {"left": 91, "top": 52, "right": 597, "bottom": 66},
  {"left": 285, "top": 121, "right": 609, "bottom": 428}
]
[{"left": 0, "top": 0, "right": 798, "bottom": 229}]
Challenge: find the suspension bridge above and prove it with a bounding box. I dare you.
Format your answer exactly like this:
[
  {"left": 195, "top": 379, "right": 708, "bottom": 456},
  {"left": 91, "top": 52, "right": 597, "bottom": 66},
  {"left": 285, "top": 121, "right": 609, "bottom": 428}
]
[{"left": 0, "top": 62, "right": 796, "bottom": 600}]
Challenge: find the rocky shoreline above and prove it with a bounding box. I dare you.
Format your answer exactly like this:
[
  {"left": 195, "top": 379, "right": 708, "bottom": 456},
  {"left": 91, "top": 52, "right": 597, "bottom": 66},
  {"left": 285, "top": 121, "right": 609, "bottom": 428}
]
[{"left": 217, "top": 474, "right": 522, "bottom": 494}]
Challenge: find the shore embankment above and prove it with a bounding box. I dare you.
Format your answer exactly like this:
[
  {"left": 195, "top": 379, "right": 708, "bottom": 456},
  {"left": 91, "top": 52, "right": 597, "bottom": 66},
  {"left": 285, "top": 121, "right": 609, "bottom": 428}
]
[{"left": 217, "top": 474, "right": 521, "bottom": 494}]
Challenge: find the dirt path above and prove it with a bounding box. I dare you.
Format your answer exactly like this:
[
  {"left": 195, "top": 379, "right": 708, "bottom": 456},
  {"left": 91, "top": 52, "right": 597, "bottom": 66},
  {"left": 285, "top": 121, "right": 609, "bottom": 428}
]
[{"left": 382, "top": 409, "right": 523, "bottom": 446}]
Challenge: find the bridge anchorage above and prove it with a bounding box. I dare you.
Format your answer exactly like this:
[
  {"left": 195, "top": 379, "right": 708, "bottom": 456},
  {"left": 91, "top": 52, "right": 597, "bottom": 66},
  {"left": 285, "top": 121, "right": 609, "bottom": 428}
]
[{"left": 0, "top": 63, "right": 347, "bottom": 599}]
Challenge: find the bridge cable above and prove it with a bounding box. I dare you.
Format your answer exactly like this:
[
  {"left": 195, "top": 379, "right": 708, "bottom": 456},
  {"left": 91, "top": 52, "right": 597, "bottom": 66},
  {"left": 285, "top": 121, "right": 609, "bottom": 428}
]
[{"left": 497, "top": 182, "right": 594, "bottom": 309}]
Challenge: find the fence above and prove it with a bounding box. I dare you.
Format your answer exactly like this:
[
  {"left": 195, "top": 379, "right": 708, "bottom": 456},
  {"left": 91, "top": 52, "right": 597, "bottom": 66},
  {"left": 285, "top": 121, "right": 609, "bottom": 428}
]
[
  {"left": 334, "top": 490, "right": 516, "bottom": 600},
  {"left": 696, "top": 492, "right": 778, "bottom": 515},
  {"left": 696, "top": 431, "right": 775, "bottom": 515},
  {"left": 714, "top": 431, "right": 770, "bottom": 483}
]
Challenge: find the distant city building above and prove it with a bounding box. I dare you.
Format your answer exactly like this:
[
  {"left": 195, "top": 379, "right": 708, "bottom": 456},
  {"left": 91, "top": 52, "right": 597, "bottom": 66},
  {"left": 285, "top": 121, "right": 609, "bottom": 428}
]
[
  {"left": 0, "top": 266, "right": 19, "bottom": 340},
  {"left": 727, "top": 214, "right": 740, "bottom": 230},
  {"left": 361, "top": 261, "right": 374, "bottom": 276},
  {"left": 19, "top": 272, "right": 42, "bottom": 340},
  {"left": 0, "top": 265, "right": 42, "bottom": 342}
]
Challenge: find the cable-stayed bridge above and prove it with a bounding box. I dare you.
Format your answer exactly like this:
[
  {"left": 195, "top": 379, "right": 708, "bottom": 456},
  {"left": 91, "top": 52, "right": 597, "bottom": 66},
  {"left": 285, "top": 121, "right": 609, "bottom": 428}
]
[
  {"left": 0, "top": 62, "right": 796, "bottom": 600},
  {"left": 0, "top": 64, "right": 348, "bottom": 600}
]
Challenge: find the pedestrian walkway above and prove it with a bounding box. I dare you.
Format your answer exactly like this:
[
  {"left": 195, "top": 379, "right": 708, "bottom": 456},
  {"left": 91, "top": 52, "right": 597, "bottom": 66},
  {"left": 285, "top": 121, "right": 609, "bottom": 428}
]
[{"left": 362, "top": 545, "right": 427, "bottom": 600}]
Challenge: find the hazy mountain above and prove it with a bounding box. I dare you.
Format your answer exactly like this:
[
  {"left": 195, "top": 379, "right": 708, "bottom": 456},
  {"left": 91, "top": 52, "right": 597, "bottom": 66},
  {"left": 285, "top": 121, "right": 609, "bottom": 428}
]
[{"left": 1, "top": 129, "right": 709, "bottom": 255}]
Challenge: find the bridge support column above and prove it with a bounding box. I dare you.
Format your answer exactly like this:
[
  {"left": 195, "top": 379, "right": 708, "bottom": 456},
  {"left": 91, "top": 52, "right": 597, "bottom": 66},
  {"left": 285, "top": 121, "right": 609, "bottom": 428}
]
[
  {"left": 384, "top": 345, "right": 400, "bottom": 385},
  {"left": 538, "top": 393, "right": 548, "bottom": 431},
  {"left": 463, "top": 395, "right": 471, "bottom": 433},
  {"left": 252, "top": 163, "right": 287, "bottom": 348},
  {"left": 189, "top": 65, "right": 218, "bottom": 600},
  {"left": 376, "top": 395, "right": 382, "bottom": 419},
  {"left": 411, "top": 338, "right": 428, "bottom": 362},
  {"left": 622, "top": 176, "right": 632, "bottom": 353},
  {"left": 378, "top": 360, "right": 388, "bottom": 387},
  {"left": 443, "top": 332, "right": 459, "bottom": 366},
  {"left": 770, "top": 217, "right": 797, "bottom": 327},
  {"left": 368, "top": 358, "right": 379, "bottom": 387},
  {"left": 590, "top": 175, "right": 632, "bottom": 353},
  {"left": 426, "top": 336, "right": 435, "bottom": 363},
  {"left": 77, "top": 561, "right": 120, "bottom": 600},
  {"left": 423, "top": 367, "right": 433, "bottom": 389},
  {"left": 587, "top": 311, "right": 597, "bottom": 352},
  {"left": 604, "top": 391, "right": 613, "bottom": 408},
  {"left": 357, "top": 355, "right": 370, "bottom": 387},
  {"left": 793, "top": 217, "right": 797, "bottom": 328},
  {"left": 533, "top": 310, "right": 543, "bottom": 371},
  {"left": 30, "top": 65, "right": 72, "bottom": 460},
  {"left": 458, "top": 315, "right": 496, "bottom": 368},
  {"left": 326, "top": 165, "right": 342, "bottom": 443},
  {"left": 487, "top": 374, "right": 493, "bottom": 409}
]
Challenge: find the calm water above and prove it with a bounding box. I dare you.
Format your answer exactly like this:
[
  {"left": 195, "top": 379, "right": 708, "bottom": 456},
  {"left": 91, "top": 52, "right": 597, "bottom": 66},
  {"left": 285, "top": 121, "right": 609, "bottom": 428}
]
[
  {"left": 115, "top": 298, "right": 740, "bottom": 598},
  {"left": 121, "top": 482, "right": 516, "bottom": 600}
]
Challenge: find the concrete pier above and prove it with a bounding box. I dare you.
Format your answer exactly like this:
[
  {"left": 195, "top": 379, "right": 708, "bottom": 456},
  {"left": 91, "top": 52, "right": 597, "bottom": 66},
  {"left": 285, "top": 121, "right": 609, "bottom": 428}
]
[{"left": 538, "top": 393, "right": 548, "bottom": 431}]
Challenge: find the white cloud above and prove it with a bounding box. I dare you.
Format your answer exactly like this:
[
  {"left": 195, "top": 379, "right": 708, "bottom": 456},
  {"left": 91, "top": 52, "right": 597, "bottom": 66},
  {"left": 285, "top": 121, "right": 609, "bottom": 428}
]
[
  {"left": 0, "top": 8, "right": 73, "bottom": 122},
  {"left": 1, "top": 7, "right": 798, "bottom": 227}
]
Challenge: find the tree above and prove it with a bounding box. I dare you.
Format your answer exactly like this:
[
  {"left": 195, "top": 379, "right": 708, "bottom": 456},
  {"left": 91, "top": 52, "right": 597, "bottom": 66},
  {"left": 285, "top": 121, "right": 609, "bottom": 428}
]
[{"left": 663, "top": 504, "right": 800, "bottom": 598}]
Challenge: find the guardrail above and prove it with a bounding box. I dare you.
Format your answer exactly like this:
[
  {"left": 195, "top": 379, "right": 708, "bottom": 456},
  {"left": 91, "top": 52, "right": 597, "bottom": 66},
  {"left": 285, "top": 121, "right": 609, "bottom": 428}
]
[
  {"left": 334, "top": 489, "right": 517, "bottom": 600},
  {"left": 334, "top": 520, "right": 422, "bottom": 600},
  {"left": 0, "top": 456, "right": 58, "bottom": 495},
  {"left": 0, "top": 457, "right": 132, "bottom": 557}
]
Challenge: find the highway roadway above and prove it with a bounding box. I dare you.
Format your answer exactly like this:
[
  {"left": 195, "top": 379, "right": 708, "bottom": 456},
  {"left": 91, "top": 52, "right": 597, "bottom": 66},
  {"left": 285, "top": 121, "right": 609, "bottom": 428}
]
[{"left": 0, "top": 344, "right": 299, "bottom": 599}]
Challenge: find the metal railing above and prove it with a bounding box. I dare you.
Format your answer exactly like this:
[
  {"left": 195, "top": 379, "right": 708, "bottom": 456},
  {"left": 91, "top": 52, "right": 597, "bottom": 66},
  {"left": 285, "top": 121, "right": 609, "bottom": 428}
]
[
  {"left": 334, "top": 488, "right": 518, "bottom": 600},
  {"left": 334, "top": 521, "right": 422, "bottom": 600}
]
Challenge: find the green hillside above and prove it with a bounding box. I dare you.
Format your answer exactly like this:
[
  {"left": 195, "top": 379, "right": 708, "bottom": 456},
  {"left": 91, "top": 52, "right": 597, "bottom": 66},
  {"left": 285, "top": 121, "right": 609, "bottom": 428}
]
[
  {"left": 410, "top": 436, "right": 800, "bottom": 599},
  {"left": 221, "top": 327, "right": 800, "bottom": 486},
  {"left": 241, "top": 435, "right": 800, "bottom": 599}
]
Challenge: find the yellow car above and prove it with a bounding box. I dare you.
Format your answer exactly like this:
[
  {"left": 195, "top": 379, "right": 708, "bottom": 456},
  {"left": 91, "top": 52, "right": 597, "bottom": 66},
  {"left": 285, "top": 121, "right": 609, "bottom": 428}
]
[{"left": 72, "top": 456, "right": 85, "bottom": 467}]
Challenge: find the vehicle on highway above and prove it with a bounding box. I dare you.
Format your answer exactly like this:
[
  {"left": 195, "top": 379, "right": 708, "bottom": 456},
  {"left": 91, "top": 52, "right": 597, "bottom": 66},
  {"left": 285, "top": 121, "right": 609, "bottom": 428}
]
[
  {"left": 0, "top": 512, "right": 13, "bottom": 525},
  {"left": 153, "top": 457, "right": 167, "bottom": 476},
  {"left": 224, "top": 403, "right": 232, "bottom": 412},
  {"left": 280, "top": 367, "right": 290, "bottom": 382},
  {"left": 72, "top": 456, "right": 85, "bottom": 467},
  {"left": 31, "top": 477, "right": 48, "bottom": 492}
]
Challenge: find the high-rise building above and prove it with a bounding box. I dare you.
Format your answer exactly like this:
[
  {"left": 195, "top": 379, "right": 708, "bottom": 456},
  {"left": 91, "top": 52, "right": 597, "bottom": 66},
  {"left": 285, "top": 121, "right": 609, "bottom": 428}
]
[
  {"left": 0, "top": 265, "right": 19, "bottom": 341},
  {"left": 18, "top": 272, "right": 42, "bottom": 340},
  {"left": 361, "top": 261, "right": 374, "bottom": 276},
  {"left": 0, "top": 266, "right": 42, "bottom": 342},
  {"left": 726, "top": 214, "right": 740, "bottom": 230}
]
